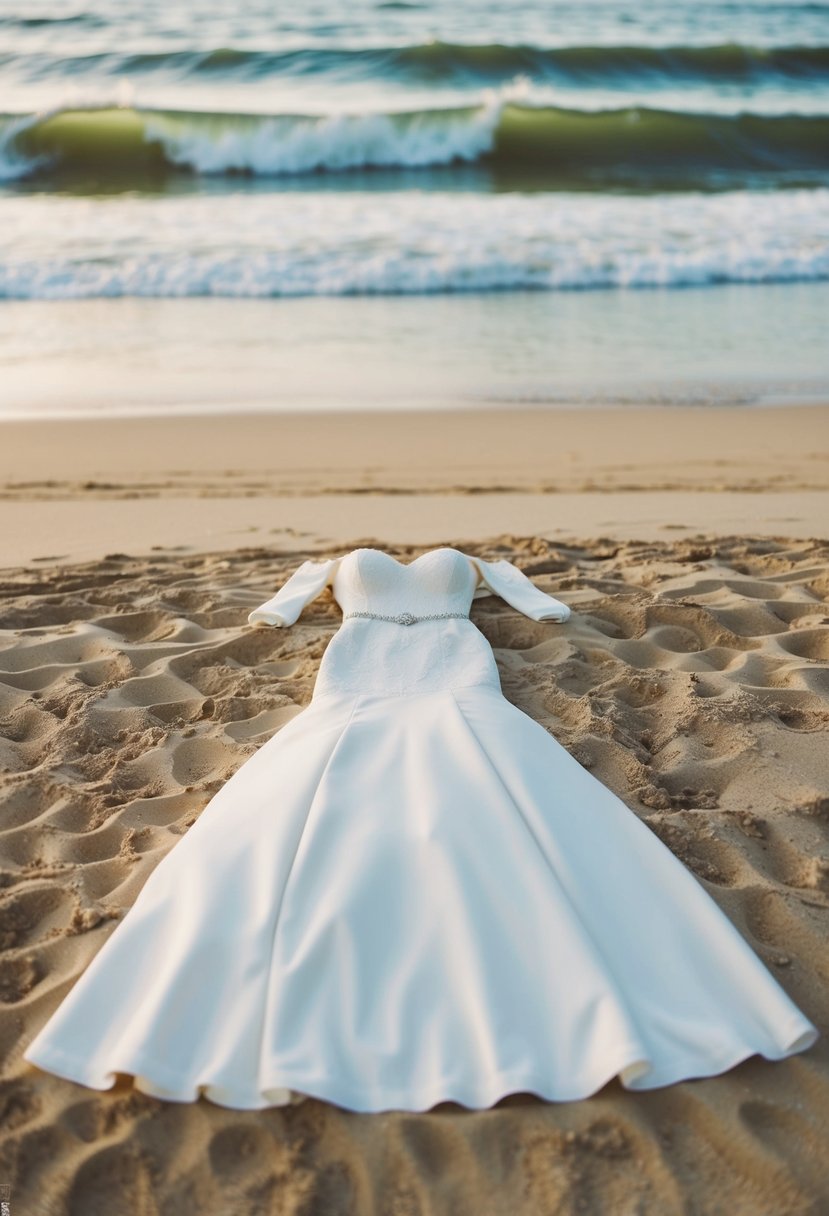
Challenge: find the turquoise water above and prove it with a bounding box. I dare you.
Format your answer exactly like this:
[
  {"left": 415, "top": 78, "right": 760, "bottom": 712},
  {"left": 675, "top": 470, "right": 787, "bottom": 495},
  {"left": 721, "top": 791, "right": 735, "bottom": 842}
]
[
  {"left": 2, "top": 284, "right": 827, "bottom": 417},
  {"left": 0, "top": 0, "right": 827, "bottom": 409}
]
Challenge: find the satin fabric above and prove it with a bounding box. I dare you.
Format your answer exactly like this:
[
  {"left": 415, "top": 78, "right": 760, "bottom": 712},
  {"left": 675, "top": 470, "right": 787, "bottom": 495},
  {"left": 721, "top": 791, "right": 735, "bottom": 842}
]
[{"left": 23, "top": 547, "right": 818, "bottom": 1111}]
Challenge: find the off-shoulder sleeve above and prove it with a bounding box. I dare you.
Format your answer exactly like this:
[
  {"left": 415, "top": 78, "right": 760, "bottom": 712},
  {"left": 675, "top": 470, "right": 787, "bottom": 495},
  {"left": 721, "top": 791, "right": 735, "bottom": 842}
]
[
  {"left": 466, "top": 554, "right": 571, "bottom": 622},
  {"left": 247, "top": 557, "right": 339, "bottom": 627}
]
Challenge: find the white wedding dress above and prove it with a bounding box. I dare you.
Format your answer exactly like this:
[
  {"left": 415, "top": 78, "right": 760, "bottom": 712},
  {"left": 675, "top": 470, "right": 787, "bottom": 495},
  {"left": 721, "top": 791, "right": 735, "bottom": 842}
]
[{"left": 23, "top": 547, "right": 818, "bottom": 1112}]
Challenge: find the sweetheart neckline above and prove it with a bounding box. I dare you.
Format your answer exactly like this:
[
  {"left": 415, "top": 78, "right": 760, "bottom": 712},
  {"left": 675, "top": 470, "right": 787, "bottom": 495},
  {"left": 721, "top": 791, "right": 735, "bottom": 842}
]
[{"left": 349, "top": 547, "right": 466, "bottom": 570}]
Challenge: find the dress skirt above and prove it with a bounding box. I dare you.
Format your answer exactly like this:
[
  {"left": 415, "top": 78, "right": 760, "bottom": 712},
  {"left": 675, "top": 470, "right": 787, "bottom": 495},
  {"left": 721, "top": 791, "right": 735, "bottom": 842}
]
[{"left": 23, "top": 681, "right": 819, "bottom": 1112}]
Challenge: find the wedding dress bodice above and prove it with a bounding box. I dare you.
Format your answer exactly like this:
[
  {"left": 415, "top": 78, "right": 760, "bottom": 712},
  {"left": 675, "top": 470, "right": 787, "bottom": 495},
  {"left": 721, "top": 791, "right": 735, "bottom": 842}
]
[{"left": 248, "top": 547, "right": 572, "bottom": 699}]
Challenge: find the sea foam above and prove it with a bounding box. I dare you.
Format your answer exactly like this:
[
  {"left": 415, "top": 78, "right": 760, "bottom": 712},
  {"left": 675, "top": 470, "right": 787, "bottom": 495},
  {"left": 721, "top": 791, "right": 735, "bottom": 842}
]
[{"left": 1, "top": 189, "right": 827, "bottom": 298}]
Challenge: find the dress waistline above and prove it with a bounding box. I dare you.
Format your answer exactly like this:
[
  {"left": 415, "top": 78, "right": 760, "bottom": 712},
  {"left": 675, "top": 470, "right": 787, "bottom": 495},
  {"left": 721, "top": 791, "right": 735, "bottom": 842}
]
[{"left": 343, "top": 610, "right": 469, "bottom": 626}]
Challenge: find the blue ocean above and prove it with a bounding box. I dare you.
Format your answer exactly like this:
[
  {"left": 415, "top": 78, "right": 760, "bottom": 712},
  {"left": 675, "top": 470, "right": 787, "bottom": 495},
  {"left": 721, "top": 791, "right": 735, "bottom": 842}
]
[{"left": 1, "top": 0, "right": 828, "bottom": 413}]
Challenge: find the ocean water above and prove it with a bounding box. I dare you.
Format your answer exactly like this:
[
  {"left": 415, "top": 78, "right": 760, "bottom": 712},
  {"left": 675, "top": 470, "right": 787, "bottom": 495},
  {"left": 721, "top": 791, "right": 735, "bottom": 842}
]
[{"left": 1, "top": 0, "right": 828, "bottom": 413}]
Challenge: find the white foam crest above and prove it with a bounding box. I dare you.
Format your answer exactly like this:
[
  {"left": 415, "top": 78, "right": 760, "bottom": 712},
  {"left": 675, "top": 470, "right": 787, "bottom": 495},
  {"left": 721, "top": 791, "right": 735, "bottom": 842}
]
[
  {"left": 1, "top": 188, "right": 828, "bottom": 297},
  {"left": 142, "top": 89, "right": 524, "bottom": 174}
]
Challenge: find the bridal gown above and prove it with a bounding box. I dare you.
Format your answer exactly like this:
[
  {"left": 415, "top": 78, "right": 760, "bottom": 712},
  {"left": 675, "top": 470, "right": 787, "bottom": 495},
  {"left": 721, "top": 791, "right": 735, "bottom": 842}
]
[{"left": 23, "top": 547, "right": 819, "bottom": 1112}]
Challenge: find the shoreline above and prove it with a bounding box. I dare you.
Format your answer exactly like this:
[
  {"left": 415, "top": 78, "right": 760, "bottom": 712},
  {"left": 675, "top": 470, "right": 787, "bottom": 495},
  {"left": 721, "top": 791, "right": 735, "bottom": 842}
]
[
  {"left": 3, "top": 285, "right": 828, "bottom": 420},
  {"left": 1, "top": 393, "right": 828, "bottom": 424}
]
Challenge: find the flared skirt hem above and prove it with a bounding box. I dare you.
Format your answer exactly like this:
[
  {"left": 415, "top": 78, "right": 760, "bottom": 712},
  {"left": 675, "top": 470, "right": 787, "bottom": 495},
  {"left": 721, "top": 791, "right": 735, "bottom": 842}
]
[{"left": 24, "top": 1015, "right": 818, "bottom": 1114}]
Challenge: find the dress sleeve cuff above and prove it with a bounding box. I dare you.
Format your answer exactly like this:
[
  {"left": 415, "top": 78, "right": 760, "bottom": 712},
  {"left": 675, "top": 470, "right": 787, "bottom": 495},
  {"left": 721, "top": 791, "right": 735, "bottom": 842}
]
[
  {"left": 247, "top": 557, "right": 338, "bottom": 628},
  {"left": 247, "top": 608, "right": 288, "bottom": 627},
  {"left": 468, "top": 555, "right": 571, "bottom": 622}
]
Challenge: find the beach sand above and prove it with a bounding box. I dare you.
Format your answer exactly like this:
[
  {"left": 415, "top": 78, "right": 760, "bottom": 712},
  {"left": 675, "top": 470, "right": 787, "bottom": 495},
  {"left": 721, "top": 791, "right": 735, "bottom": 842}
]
[
  {"left": 0, "top": 404, "right": 827, "bottom": 565},
  {"left": 1, "top": 404, "right": 828, "bottom": 1214}
]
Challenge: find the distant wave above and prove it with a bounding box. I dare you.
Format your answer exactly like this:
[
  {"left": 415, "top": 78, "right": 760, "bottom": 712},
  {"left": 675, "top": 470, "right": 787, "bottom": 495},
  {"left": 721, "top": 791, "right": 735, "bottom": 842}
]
[
  {"left": 0, "top": 12, "right": 106, "bottom": 28},
  {"left": 2, "top": 189, "right": 827, "bottom": 297},
  {"left": 386, "top": 40, "right": 829, "bottom": 84},
  {"left": 2, "top": 101, "right": 829, "bottom": 190},
  {"left": 6, "top": 41, "right": 829, "bottom": 86}
]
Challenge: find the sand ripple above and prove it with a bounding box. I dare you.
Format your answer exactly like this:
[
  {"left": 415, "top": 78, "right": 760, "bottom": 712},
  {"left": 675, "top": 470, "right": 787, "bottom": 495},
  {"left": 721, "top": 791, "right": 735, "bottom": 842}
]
[{"left": 1, "top": 533, "right": 827, "bottom": 1214}]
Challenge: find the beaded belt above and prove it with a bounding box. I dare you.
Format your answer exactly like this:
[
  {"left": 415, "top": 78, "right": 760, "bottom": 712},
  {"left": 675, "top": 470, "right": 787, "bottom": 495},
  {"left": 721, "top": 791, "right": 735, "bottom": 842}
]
[{"left": 343, "top": 610, "right": 468, "bottom": 626}]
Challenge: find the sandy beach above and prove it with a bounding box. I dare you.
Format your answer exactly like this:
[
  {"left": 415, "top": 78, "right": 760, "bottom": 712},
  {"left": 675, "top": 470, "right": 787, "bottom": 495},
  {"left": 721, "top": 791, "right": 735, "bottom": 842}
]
[
  {"left": 0, "top": 402, "right": 827, "bottom": 1214},
  {"left": 0, "top": 404, "right": 827, "bottom": 565}
]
